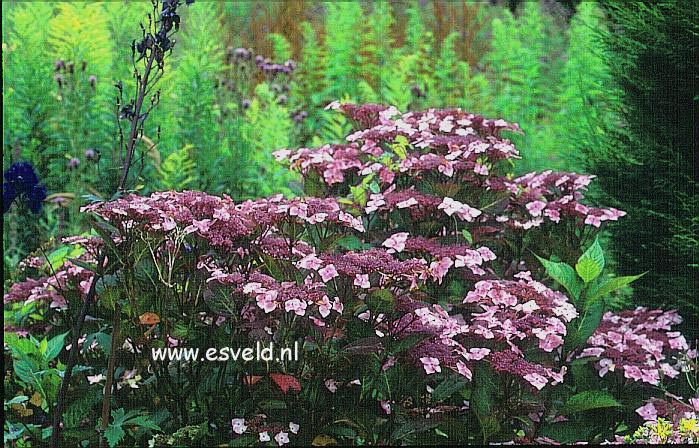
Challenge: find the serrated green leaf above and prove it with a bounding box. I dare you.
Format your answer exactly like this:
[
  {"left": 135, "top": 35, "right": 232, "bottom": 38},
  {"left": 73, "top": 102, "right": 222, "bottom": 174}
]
[
  {"left": 535, "top": 255, "right": 581, "bottom": 300},
  {"left": 586, "top": 273, "right": 645, "bottom": 305},
  {"left": 575, "top": 238, "right": 605, "bottom": 283},
  {"left": 563, "top": 390, "right": 622, "bottom": 414},
  {"left": 576, "top": 256, "right": 603, "bottom": 283},
  {"left": 104, "top": 424, "right": 125, "bottom": 448}
]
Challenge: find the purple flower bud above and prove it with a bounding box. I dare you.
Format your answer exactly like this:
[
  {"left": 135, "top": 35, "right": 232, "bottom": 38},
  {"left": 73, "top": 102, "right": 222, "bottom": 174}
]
[
  {"left": 284, "top": 59, "right": 297, "bottom": 71},
  {"left": 54, "top": 74, "right": 64, "bottom": 88},
  {"left": 67, "top": 158, "right": 80, "bottom": 169},
  {"left": 277, "top": 95, "right": 287, "bottom": 105},
  {"left": 255, "top": 55, "right": 265, "bottom": 64},
  {"left": 88, "top": 75, "right": 97, "bottom": 88},
  {"left": 84, "top": 148, "right": 97, "bottom": 161},
  {"left": 241, "top": 99, "right": 251, "bottom": 110},
  {"left": 55, "top": 60, "right": 65, "bottom": 71},
  {"left": 234, "top": 47, "right": 248, "bottom": 58}
]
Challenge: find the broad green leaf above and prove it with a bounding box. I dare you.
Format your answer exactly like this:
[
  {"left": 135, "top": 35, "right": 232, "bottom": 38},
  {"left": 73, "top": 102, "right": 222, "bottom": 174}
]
[
  {"left": 389, "top": 333, "right": 430, "bottom": 355},
  {"left": 390, "top": 418, "right": 440, "bottom": 441},
  {"left": 575, "top": 238, "right": 605, "bottom": 283},
  {"left": 575, "top": 256, "right": 603, "bottom": 283},
  {"left": 586, "top": 273, "right": 645, "bottom": 305},
  {"left": 45, "top": 332, "right": 68, "bottom": 361},
  {"left": 472, "top": 364, "right": 500, "bottom": 443},
  {"left": 563, "top": 390, "right": 622, "bottom": 414},
  {"left": 535, "top": 255, "right": 581, "bottom": 300},
  {"left": 538, "top": 421, "right": 594, "bottom": 444},
  {"left": 366, "top": 289, "right": 396, "bottom": 314},
  {"left": 566, "top": 300, "right": 605, "bottom": 350},
  {"left": 432, "top": 374, "right": 468, "bottom": 402}
]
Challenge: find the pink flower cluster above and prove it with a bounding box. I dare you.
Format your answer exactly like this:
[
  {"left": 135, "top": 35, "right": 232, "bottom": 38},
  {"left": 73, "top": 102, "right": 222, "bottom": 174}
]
[
  {"left": 504, "top": 170, "right": 626, "bottom": 230},
  {"left": 578, "top": 307, "right": 688, "bottom": 385},
  {"left": 464, "top": 276, "right": 578, "bottom": 353},
  {"left": 82, "top": 191, "right": 364, "bottom": 250}
]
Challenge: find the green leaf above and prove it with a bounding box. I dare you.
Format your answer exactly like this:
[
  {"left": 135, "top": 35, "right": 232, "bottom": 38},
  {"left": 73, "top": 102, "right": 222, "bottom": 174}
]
[
  {"left": 389, "top": 333, "right": 430, "bottom": 355},
  {"left": 125, "top": 416, "right": 161, "bottom": 432},
  {"left": 461, "top": 229, "right": 473, "bottom": 245},
  {"left": 432, "top": 374, "right": 468, "bottom": 402},
  {"left": 566, "top": 299, "right": 605, "bottom": 350},
  {"left": 535, "top": 255, "right": 581, "bottom": 300},
  {"left": 390, "top": 418, "right": 440, "bottom": 441},
  {"left": 586, "top": 273, "right": 645, "bottom": 305},
  {"left": 471, "top": 364, "right": 500, "bottom": 443},
  {"left": 45, "top": 332, "right": 68, "bottom": 361},
  {"left": 104, "top": 424, "right": 125, "bottom": 448},
  {"left": 538, "top": 421, "right": 593, "bottom": 444},
  {"left": 575, "top": 238, "right": 605, "bottom": 283},
  {"left": 563, "top": 390, "right": 622, "bottom": 414},
  {"left": 366, "top": 289, "right": 396, "bottom": 314},
  {"left": 5, "top": 395, "right": 29, "bottom": 406}
]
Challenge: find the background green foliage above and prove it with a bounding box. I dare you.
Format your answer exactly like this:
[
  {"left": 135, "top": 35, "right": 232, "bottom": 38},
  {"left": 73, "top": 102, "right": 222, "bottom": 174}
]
[{"left": 580, "top": 0, "right": 699, "bottom": 326}]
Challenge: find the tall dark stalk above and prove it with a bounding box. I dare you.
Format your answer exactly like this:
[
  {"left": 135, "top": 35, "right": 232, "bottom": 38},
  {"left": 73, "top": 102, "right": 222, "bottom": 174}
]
[{"left": 50, "top": 2, "right": 191, "bottom": 446}]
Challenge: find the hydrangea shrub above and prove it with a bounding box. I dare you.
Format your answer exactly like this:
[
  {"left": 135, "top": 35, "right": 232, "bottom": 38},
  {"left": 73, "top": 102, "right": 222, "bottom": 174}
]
[{"left": 4, "top": 104, "right": 696, "bottom": 446}]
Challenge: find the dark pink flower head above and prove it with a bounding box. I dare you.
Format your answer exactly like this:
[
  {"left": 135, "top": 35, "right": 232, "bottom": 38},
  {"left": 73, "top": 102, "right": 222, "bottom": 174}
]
[
  {"left": 464, "top": 278, "right": 577, "bottom": 353},
  {"left": 579, "top": 307, "right": 687, "bottom": 385}
]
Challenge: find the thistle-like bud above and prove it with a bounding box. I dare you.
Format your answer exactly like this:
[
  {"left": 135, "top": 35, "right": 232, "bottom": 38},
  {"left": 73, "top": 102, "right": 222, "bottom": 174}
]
[
  {"left": 54, "top": 73, "right": 64, "bottom": 89},
  {"left": 67, "top": 157, "right": 80, "bottom": 169},
  {"left": 84, "top": 148, "right": 97, "bottom": 161},
  {"left": 242, "top": 99, "right": 251, "bottom": 110},
  {"left": 55, "top": 59, "right": 65, "bottom": 72},
  {"left": 88, "top": 75, "right": 97, "bottom": 89}
]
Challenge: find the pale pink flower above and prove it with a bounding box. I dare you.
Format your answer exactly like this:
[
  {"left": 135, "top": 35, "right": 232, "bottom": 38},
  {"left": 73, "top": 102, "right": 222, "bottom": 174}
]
[
  {"left": 396, "top": 197, "right": 418, "bottom": 209},
  {"left": 87, "top": 374, "right": 105, "bottom": 384},
  {"left": 325, "top": 379, "right": 338, "bottom": 393},
  {"left": 382, "top": 232, "right": 409, "bottom": 253},
  {"left": 420, "top": 356, "right": 441, "bottom": 374},
  {"left": 256, "top": 290, "right": 278, "bottom": 313},
  {"left": 231, "top": 418, "right": 247, "bottom": 434},
  {"left": 289, "top": 422, "right": 299, "bottom": 434},
  {"left": 456, "top": 361, "right": 472, "bottom": 380},
  {"left": 525, "top": 200, "right": 547, "bottom": 217},
  {"left": 275, "top": 431, "right": 290, "bottom": 446},
  {"left": 636, "top": 402, "right": 657, "bottom": 421},
  {"left": 319, "top": 264, "right": 339, "bottom": 282},
  {"left": 380, "top": 400, "right": 392, "bottom": 414},
  {"left": 354, "top": 274, "right": 370, "bottom": 289},
  {"left": 523, "top": 373, "right": 548, "bottom": 390},
  {"left": 284, "top": 298, "right": 308, "bottom": 316},
  {"left": 259, "top": 431, "right": 271, "bottom": 442}
]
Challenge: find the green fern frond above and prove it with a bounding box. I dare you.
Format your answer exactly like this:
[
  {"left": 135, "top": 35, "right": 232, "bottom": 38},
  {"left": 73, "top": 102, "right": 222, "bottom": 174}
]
[{"left": 157, "top": 145, "right": 197, "bottom": 191}]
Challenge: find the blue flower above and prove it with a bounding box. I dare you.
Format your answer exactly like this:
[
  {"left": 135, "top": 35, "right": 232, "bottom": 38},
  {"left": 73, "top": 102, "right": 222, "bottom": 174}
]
[{"left": 3, "top": 162, "right": 46, "bottom": 214}]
